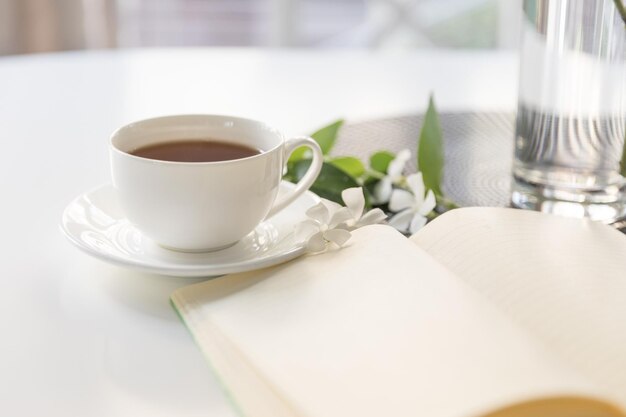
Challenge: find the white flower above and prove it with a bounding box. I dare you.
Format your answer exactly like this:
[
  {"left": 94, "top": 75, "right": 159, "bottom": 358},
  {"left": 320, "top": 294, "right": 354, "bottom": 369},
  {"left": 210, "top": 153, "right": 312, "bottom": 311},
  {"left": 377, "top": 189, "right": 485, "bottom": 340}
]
[
  {"left": 373, "top": 149, "right": 411, "bottom": 204},
  {"left": 340, "top": 187, "right": 387, "bottom": 229},
  {"left": 295, "top": 201, "right": 353, "bottom": 252},
  {"left": 388, "top": 172, "right": 436, "bottom": 234},
  {"left": 295, "top": 187, "right": 387, "bottom": 253}
]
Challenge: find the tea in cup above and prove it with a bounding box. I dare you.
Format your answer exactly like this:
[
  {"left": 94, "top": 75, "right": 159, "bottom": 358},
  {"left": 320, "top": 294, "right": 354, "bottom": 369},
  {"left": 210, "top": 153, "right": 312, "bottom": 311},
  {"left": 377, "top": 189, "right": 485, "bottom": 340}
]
[{"left": 110, "top": 114, "right": 323, "bottom": 252}]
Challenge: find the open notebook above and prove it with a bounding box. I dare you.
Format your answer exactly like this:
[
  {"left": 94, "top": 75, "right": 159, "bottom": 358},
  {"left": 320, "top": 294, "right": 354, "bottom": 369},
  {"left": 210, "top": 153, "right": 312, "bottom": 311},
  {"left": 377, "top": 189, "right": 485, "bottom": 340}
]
[{"left": 171, "top": 207, "right": 626, "bottom": 417}]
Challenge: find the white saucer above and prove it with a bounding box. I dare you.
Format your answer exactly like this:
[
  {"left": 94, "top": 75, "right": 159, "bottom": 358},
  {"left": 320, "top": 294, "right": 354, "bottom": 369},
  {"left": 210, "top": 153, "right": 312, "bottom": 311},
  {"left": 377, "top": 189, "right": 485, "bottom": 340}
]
[{"left": 61, "top": 182, "right": 320, "bottom": 277}]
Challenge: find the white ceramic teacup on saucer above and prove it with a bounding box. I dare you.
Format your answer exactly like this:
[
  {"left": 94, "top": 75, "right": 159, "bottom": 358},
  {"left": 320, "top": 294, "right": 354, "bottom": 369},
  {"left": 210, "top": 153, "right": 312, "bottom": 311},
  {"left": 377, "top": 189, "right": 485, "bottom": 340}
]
[{"left": 110, "top": 114, "right": 323, "bottom": 252}]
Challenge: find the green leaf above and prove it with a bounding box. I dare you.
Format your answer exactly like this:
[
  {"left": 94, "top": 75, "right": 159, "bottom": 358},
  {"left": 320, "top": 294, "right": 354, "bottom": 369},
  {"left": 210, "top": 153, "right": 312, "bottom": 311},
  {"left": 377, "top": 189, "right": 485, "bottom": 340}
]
[
  {"left": 362, "top": 178, "right": 381, "bottom": 211},
  {"left": 369, "top": 151, "right": 395, "bottom": 173},
  {"left": 418, "top": 95, "right": 444, "bottom": 197},
  {"left": 283, "top": 167, "right": 296, "bottom": 183},
  {"left": 328, "top": 156, "right": 366, "bottom": 178},
  {"left": 292, "top": 160, "right": 359, "bottom": 205},
  {"left": 288, "top": 146, "right": 311, "bottom": 163},
  {"left": 312, "top": 119, "right": 344, "bottom": 155},
  {"left": 288, "top": 119, "right": 344, "bottom": 163}
]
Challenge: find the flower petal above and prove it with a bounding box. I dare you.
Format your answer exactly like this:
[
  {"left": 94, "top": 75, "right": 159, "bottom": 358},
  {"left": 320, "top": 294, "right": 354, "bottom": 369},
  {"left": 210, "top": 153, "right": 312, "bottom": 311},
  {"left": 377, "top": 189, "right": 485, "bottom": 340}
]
[
  {"left": 341, "top": 187, "right": 365, "bottom": 220},
  {"left": 306, "top": 202, "right": 329, "bottom": 224},
  {"left": 329, "top": 207, "right": 354, "bottom": 228},
  {"left": 406, "top": 173, "right": 425, "bottom": 202},
  {"left": 397, "top": 148, "right": 412, "bottom": 161},
  {"left": 294, "top": 219, "right": 320, "bottom": 242},
  {"left": 373, "top": 177, "right": 392, "bottom": 204},
  {"left": 324, "top": 228, "right": 352, "bottom": 247},
  {"left": 306, "top": 231, "right": 327, "bottom": 252},
  {"left": 409, "top": 214, "right": 428, "bottom": 234},
  {"left": 388, "top": 209, "right": 413, "bottom": 232},
  {"left": 388, "top": 189, "right": 414, "bottom": 212},
  {"left": 418, "top": 189, "right": 436, "bottom": 216},
  {"left": 387, "top": 149, "right": 411, "bottom": 177},
  {"left": 322, "top": 199, "right": 342, "bottom": 215},
  {"left": 356, "top": 208, "right": 387, "bottom": 227}
]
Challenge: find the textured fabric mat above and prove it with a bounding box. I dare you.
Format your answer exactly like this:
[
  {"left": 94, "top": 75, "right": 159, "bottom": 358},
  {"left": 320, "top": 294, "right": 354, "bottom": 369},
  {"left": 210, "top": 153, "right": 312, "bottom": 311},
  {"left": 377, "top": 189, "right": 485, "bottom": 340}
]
[{"left": 336, "top": 112, "right": 515, "bottom": 208}]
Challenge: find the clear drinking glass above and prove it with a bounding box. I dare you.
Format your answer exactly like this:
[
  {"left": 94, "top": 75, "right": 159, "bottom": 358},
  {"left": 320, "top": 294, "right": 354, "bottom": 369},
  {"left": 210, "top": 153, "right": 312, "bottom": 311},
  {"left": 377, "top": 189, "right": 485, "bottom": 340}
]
[{"left": 511, "top": 0, "right": 626, "bottom": 222}]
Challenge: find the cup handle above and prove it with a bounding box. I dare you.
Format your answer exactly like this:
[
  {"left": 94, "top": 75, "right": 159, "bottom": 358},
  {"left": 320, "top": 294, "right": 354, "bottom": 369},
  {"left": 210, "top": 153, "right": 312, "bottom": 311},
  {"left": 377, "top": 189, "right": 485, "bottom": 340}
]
[{"left": 266, "top": 136, "right": 323, "bottom": 219}]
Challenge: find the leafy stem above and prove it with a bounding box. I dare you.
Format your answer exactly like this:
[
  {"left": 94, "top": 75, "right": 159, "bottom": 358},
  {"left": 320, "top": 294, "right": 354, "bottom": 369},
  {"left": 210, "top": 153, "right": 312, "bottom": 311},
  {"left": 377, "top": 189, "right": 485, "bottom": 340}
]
[{"left": 284, "top": 94, "right": 456, "bottom": 234}]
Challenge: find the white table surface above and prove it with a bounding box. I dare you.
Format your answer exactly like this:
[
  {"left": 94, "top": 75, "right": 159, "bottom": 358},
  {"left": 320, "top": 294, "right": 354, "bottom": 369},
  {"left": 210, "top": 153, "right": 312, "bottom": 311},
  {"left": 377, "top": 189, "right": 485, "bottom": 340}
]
[{"left": 0, "top": 48, "right": 518, "bottom": 416}]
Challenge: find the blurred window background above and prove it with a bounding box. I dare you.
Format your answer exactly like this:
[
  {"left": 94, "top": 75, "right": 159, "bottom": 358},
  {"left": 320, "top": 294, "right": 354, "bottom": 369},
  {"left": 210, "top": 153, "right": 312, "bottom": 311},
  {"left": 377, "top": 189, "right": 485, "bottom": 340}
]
[{"left": 0, "top": 0, "right": 521, "bottom": 55}]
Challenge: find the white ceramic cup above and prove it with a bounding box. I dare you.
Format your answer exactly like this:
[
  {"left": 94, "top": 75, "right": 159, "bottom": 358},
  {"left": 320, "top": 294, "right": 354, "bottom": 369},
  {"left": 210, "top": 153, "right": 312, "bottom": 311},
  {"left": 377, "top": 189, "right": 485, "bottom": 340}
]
[{"left": 110, "top": 114, "right": 323, "bottom": 252}]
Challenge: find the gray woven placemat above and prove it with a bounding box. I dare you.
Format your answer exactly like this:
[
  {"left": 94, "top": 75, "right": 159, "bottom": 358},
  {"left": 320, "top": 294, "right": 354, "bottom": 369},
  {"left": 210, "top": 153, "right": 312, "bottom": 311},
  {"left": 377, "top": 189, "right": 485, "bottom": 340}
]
[{"left": 335, "top": 112, "right": 515, "bottom": 208}]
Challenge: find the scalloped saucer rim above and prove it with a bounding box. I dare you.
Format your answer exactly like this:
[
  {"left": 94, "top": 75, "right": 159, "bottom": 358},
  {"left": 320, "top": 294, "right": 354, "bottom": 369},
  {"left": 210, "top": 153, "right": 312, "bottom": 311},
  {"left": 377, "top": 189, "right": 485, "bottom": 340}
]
[{"left": 60, "top": 182, "right": 320, "bottom": 277}]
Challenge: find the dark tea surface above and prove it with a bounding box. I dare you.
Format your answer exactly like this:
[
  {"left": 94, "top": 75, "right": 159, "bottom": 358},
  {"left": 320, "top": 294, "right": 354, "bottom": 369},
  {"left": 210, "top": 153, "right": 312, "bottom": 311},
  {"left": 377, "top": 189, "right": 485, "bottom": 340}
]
[{"left": 130, "top": 140, "right": 261, "bottom": 162}]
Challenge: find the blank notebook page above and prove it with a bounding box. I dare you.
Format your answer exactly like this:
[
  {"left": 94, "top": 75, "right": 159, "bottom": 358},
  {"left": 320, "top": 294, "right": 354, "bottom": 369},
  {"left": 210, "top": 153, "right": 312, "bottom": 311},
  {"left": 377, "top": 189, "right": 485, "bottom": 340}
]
[
  {"left": 411, "top": 207, "right": 626, "bottom": 406},
  {"left": 173, "top": 225, "right": 611, "bottom": 417}
]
